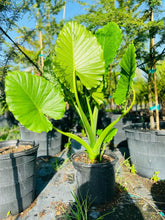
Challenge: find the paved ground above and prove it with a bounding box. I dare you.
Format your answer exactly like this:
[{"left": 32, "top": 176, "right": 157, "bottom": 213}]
[{"left": 4, "top": 148, "right": 165, "bottom": 220}]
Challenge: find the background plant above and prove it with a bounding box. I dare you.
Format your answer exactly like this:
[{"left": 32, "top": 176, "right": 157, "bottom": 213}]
[
  {"left": 0, "top": 126, "right": 20, "bottom": 141},
  {"left": 75, "top": 0, "right": 165, "bottom": 120}
]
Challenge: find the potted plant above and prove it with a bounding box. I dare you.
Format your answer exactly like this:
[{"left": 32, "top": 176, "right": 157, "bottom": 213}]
[
  {"left": 0, "top": 140, "right": 38, "bottom": 218},
  {"left": 5, "top": 21, "right": 136, "bottom": 205}
]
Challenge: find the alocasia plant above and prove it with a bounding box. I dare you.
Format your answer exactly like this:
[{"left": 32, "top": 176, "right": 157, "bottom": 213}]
[{"left": 5, "top": 21, "right": 136, "bottom": 163}]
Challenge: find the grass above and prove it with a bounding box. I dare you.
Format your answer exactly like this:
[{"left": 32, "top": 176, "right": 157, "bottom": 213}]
[{"left": 63, "top": 191, "right": 116, "bottom": 220}]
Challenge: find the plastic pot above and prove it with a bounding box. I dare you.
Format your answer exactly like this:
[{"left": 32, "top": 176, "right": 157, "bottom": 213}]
[
  {"left": 0, "top": 140, "right": 38, "bottom": 219},
  {"left": 124, "top": 122, "right": 165, "bottom": 179},
  {"left": 19, "top": 124, "right": 62, "bottom": 157},
  {"left": 71, "top": 151, "right": 118, "bottom": 205}
]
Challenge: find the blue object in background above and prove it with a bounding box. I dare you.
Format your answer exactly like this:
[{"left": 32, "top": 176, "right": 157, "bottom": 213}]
[{"left": 149, "top": 104, "right": 160, "bottom": 111}]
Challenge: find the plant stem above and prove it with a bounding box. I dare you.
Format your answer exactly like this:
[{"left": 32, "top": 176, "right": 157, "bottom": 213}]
[
  {"left": 72, "top": 68, "right": 95, "bottom": 148},
  {"left": 94, "top": 89, "right": 136, "bottom": 154}
]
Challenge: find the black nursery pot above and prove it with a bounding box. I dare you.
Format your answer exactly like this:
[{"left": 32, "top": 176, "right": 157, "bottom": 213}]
[
  {"left": 72, "top": 151, "right": 118, "bottom": 205},
  {"left": 0, "top": 140, "right": 38, "bottom": 219},
  {"left": 19, "top": 124, "right": 62, "bottom": 157},
  {"left": 124, "top": 122, "right": 165, "bottom": 179}
]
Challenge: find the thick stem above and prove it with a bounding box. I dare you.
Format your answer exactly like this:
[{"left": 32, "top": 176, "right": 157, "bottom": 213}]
[
  {"left": 72, "top": 68, "right": 95, "bottom": 148},
  {"left": 94, "top": 89, "right": 136, "bottom": 156}
]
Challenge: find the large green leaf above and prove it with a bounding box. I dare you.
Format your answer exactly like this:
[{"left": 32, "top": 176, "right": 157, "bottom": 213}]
[
  {"left": 113, "top": 44, "right": 136, "bottom": 105},
  {"left": 95, "top": 22, "right": 122, "bottom": 71},
  {"left": 54, "top": 21, "right": 105, "bottom": 92},
  {"left": 5, "top": 71, "right": 65, "bottom": 133},
  {"left": 91, "top": 82, "right": 104, "bottom": 105}
]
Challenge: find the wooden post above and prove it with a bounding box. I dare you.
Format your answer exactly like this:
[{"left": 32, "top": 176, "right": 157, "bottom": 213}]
[
  {"left": 38, "top": 9, "right": 44, "bottom": 74},
  {"left": 39, "top": 29, "right": 44, "bottom": 73},
  {"left": 149, "top": 1, "right": 159, "bottom": 130}
]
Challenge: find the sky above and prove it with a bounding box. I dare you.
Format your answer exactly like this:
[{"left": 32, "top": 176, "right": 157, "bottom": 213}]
[
  {"left": 8, "top": 0, "right": 165, "bottom": 43},
  {"left": 2, "top": 0, "right": 165, "bottom": 67},
  {"left": 1, "top": 0, "right": 93, "bottom": 67},
  {"left": 10, "top": 0, "right": 91, "bottom": 40}
]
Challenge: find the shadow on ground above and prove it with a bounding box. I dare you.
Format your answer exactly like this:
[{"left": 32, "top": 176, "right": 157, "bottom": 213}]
[
  {"left": 151, "top": 181, "right": 165, "bottom": 214},
  {"left": 116, "top": 140, "right": 130, "bottom": 159},
  {"left": 35, "top": 156, "right": 65, "bottom": 196}
]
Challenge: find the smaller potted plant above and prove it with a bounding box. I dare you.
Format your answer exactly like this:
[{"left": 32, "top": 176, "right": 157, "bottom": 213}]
[{"left": 5, "top": 21, "right": 136, "bottom": 205}]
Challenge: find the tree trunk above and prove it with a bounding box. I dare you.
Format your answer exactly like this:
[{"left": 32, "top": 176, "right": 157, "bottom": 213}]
[
  {"left": 38, "top": 9, "right": 44, "bottom": 74},
  {"left": 149, "top": 1, "right": 159, "bottom": 130},
  {"left": 154, "top": 68, "right": 159, "bottom": 130},
  {"left": 148, "top": 72, "right": 155, "bottom": 129},
  {"left": 39, "top": 30, "right": 44, "bottom": 73}
]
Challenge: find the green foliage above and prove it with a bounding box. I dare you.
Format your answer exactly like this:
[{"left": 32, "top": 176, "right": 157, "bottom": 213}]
[
  {"left": 133, "top": 70, "right": 148, "bottom": 105},
  {"left": 97, "top": 128, "right": 117, "bottom": 145},
  {"left": 7, "top": 210, "right": 11, "bottom": 217},
  {"left": 151, "top": 171, "right": 160, "bottom": 182},
  {"left": 54, "top": 21, "right": 136, "bottom": 162},
  {"left": 75, "top": 0, "right": 165, "bottom": 70},
  {"left": 156, "top": 61, "right": 165, "bottom": 104},
  {"left": 64, "top": 191, "right": 115, "bottom": 220},
  {"left": 0, "top": 126, "right": 20, "bottom": 141},
  {"left": 64, "top": 138, "right": 71, "bottom": 149},
  {"left": 5, "top": 21, "right": 136, "bottom": 163},
  {"left": 95, "top": 22, "right": 122, "bottom": 71},
  {"left": 113, "top": 44, "right": 136, "bottom": 106},
  {"left": 0, "top": 0, "right": 31, "bottom": 72},
  {"left": 149, "top": 0, "right": 162, "bottom": 7},
  {"left": 130, "top": 164, "right": 136, "bottom": 175},
  {"left": 123, "top": 158, "right": 136, "bottom": 175},
  {"left": 43, "top": 53, "right": 62, "bottom": 91},
  {"left": 64, "top": 191, "right": 90, "bottom": 220},
  {"left": 54, "top": 21, "right": 105, "bottom": 93},
  {"left": 2, "top": 0, "right": 65, "bottom": 72},
  {"left": 5, "top": 71, "right": 65, "bottom": 133}
]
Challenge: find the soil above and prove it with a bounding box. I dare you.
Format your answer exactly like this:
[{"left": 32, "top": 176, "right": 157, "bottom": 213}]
[
  {"left": 0, "top": 145, "right": 32, "bottom": 155},
  {"left": 72, "top": 152, "right": 114, "bottom": 164}
]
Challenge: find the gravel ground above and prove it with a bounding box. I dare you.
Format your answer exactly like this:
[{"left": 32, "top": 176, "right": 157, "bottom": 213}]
[{"left": 3, "top": 147, "right": 165, "bottom": 220}]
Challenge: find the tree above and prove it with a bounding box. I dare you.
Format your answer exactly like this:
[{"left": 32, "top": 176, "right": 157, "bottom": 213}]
[
  {"left": 21, "top": 0, "right": 65, "bottom": 72},
  {"left": 0, "top": 0, "right": 29, "bottom": 114},
  {"left": 156, "top": 61, "right": 165, "bottom": 117},
  {"left": 2, "top": 0, "right": 65, "bottom": 74},
  {"left": 75, "top": 0, "right": 148, "bottom": 110},
  {"left": 0, "top": 0, "right": 27, "bottom": 67},
  {"left": 134, "top": 70, "right": 148, "bottom": 110},
  {"left": 75, "top": 0, "right": 165, "bottom": 122}
]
